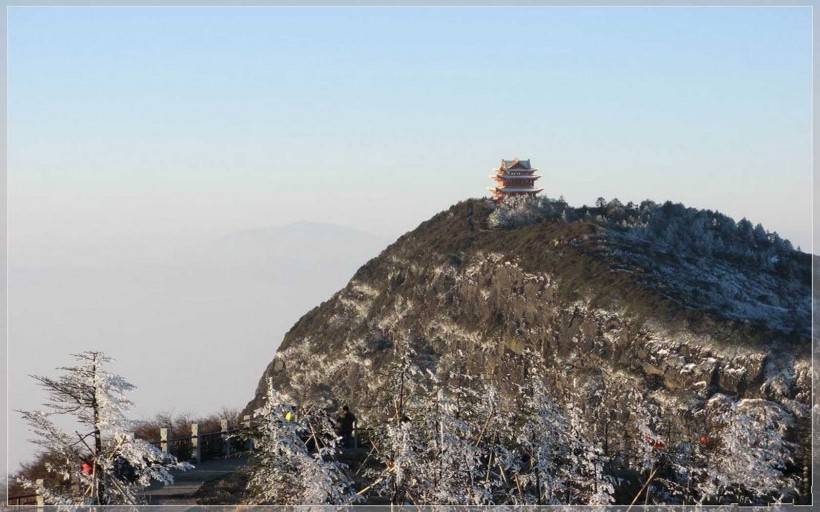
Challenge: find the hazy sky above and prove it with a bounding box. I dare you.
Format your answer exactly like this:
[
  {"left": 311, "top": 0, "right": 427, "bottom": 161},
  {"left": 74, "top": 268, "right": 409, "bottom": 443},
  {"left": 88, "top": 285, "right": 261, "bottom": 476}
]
[
  {"left": 9, "top": 6, "right": 812, "bottom": 246},
  {"left": 5, "top": 6, "right": 812, "bottom": 470}
]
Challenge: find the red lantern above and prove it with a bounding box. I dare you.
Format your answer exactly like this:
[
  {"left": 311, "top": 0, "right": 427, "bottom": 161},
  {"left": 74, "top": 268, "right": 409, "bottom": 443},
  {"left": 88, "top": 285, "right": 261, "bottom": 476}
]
[
  {"left": 699, "top": 435, "right": 711, "bottom": 446},
  {"left": 82, "top": 462, "right": 93, "bottom": 475}
]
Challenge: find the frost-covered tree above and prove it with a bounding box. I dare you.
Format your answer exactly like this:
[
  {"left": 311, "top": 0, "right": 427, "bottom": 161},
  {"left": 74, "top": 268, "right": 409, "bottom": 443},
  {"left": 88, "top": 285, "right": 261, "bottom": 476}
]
[
  {"left": 692, "top": 394, "right": 798, "bottom": 504},
  {"left": 369, "top": 340, "right": 432, "bottom": 504},
  {"left": 16, "top": 351, "right": 190, "bottom": 505},
  {"left": 623, "top": 391, "right": 670, "bottom": 505},
  {"left": 753, "top": 223, "right": 769, "bottom": 247},
  {"left": 489, "top": 195, "right": 578, "bottom": 228},
  {"left": 737, "top": 218, "right": 755, "bottom": 243},
  {"left": 416, "top": 381, "right": 492, "bottom": 504},
  {"left": 375, "top": 416, "right": 420, "bottom": 504},
  {"left": 488, "top": 195, "right": 541, "bottom": 228},
  {"left": 513, "top": 352, "right": 614, "bottom": 505},
  {"left": 245, "top": 378, "right": 358, "bottom": 505},
  {"left": 630, "top": 394, "right": 666, "bottom": 475},
  {"left": 564, "top": 402, "right": 615, "bottom": 505},
  {"left": 371, "top": 345, "right": 503, "bottom": 505}
]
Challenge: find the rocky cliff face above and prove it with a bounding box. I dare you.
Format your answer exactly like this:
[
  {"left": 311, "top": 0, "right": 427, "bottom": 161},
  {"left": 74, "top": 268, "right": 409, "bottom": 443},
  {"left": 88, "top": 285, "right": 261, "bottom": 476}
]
[{"left": 245, "top": 198, "right": 812, "bottom": 504}]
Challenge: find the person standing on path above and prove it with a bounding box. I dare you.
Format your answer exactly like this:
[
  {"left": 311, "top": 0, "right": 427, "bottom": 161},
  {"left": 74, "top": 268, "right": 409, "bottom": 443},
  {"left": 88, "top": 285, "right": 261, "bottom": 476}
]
[{"left": 335, "top": 405, "right": 357, "bottom": 448}]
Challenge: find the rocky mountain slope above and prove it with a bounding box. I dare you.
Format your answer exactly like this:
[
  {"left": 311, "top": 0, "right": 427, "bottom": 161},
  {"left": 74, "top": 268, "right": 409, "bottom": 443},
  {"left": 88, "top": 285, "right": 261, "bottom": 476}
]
[{"left": 245, "top": 197, "right": 812, "bottom": 504}]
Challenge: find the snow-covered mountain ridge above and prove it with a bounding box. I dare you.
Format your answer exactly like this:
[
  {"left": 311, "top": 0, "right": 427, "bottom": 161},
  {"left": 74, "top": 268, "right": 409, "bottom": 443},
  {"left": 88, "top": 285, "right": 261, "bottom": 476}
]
[{"left": 245, "top": 197, "right": 811, "bottom": 504}]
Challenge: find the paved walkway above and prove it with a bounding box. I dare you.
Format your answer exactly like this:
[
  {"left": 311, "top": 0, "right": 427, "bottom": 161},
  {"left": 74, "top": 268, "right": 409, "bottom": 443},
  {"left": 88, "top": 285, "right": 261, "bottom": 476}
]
[{"left": 143, "top": 456, "right": 248, "bottom": 505}]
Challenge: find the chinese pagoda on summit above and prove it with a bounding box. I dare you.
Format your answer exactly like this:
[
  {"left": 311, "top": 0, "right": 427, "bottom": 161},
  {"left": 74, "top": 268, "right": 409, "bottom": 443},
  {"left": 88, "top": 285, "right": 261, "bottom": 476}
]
[{"left": 488, "top": 158, "right": 543, "bottom": 202}]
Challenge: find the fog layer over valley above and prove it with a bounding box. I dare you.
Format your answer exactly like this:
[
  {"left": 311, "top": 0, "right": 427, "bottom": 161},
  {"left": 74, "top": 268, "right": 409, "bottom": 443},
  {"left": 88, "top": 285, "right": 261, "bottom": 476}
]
[{"left": 8, "top": 222, "right": 387, "bottom": 469}]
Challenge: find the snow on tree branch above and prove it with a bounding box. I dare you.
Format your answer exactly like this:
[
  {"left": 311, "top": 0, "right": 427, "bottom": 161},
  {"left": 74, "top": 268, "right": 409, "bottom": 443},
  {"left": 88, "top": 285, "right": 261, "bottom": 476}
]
[{"left": 17, "top": 351, "right": 191, "bottom": 506}]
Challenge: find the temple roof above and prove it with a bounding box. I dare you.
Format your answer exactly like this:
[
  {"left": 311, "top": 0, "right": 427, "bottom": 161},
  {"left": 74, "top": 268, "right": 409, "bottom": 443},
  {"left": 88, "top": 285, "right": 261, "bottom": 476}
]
[{"left": 501, "top": 158, "right": 531, "bottom": 170}]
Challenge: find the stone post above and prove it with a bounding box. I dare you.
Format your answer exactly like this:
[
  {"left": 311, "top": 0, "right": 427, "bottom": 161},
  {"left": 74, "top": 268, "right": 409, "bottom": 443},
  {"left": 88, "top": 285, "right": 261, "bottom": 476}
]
[
  {"left": 221, "top": 418, "right": 232, "bottom": 456},
  {"left": 160, "top": 427, "right": 170, "bottom": 456},
  {"left": 35, "top": 479, "right": 44, "bottom": 509},
  {"left": 191, "top": 423, "right": 201, "bottom": 464},
  {"left": 243, "top": 414, "right": 253, "bottom": 450}
]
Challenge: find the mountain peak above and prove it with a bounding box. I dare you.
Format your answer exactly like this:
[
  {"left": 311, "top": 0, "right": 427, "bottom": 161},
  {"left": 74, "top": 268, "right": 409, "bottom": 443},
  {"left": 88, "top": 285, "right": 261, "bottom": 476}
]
[{"left": 244, "top": 196, "right": 811, "bottom": 505}]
